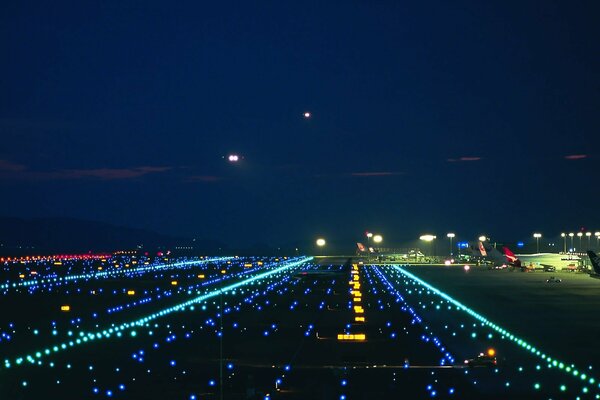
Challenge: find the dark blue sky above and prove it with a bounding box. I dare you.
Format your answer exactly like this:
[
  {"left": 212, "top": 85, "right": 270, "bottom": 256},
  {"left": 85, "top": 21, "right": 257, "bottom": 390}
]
[{"left": 1, "top": 1, "right": 598, "bottom": 247}]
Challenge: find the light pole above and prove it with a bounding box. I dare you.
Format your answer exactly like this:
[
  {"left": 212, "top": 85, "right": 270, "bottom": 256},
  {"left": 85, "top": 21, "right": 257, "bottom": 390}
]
[
  {"left": 561, "top": 233, "right": 566, "bottom": 253},
  {"left": 447, "top": 233, "right": 455, "bottom": 256},
  {"left": 586, "top": 232, "right": 592, "bottom": 250},
  {"left": 219, "top": 268, "right": 226, "bottom": 400},
  {"left": 533, "top": 233, "right": 542, "bottom": 254},
  {"left": 577, "top": 232, "right": 583, "bottom": 252},
  {"left": 419, "top": 235, "right": 436, "bottom": 258},
  {"left": 366, "top": 232, "right": 373, "bottom": 247},
  {"left": 569, "top": 233, "right": 574, "bottom": 252}
]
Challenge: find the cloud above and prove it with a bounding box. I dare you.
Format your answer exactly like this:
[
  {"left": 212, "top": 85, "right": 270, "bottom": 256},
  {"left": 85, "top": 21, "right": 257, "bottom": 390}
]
[
  {"left": 350, "top": 171, "right": 405, "bottom": 177},
  {"left": 56, "top": 166, "right": 173, "bottom": 180},
  {"left": 316, "top": 171, "right": 405, "bottom": 179},
  {"left": 0, "top": 159, "right": 27, "bottom": 172},
  {"left": 186, "top": 175, "right": 222, "bottom": 183},
  {"left": 447, "top": 156, "right": 482, "bottom": 162},
  {"left": 564, "top": 154, "right": 587, "bottom": 160},
  {"left": 0, "top": 162, "right": 173, "bottom": 181}
]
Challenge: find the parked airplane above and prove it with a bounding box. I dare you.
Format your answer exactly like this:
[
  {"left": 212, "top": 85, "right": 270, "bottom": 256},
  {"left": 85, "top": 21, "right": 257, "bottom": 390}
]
[
  {"left": 587, "top": 251, "right": 600, "bottom": 279},
  {"left": 468, "top": 241, "right": 526, "bottom": 270}
]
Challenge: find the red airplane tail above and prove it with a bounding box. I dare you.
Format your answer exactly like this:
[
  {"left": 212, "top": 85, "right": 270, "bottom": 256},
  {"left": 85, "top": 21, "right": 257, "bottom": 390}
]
[{"left": 502, "top": 247, "right": 518, "bottom": 263}]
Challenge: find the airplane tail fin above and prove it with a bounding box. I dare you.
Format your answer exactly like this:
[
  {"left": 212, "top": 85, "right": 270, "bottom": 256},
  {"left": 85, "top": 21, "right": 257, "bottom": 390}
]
[
  {"left": 588, "top": 251, "right": 600, "bottom": 274},
  {"left": 503, "top": 247, "right": 516, "bottom": 258},
  {"left": 502, "top": 246, "right": 518, "bottom": 262},
  {"left": 478, "top": 241, "right": 488, "bottom": 257}
]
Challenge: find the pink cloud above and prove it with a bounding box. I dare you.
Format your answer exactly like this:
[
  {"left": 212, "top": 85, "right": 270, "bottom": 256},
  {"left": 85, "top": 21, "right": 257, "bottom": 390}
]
[
  {"left": 57, "top": 166, "right": 172, "bottom": 180},
  {"left": 0, "top": 159, "right": 27, "bottom": 172},
  {"left": 0, "top": 164, "right": 173, "bottom": 181},
  {"left": 564, "top": 154, "right": 587, "bottom": 160}
]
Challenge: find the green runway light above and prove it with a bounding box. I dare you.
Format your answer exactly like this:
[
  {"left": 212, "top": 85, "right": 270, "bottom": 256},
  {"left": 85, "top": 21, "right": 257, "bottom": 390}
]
[{"left": 391, "top": 265, "right": 600, "bottom": 389}]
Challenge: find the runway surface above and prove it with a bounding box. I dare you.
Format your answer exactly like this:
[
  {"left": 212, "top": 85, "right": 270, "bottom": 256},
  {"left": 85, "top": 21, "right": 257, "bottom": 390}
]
[{"left": 0, "top": 255, "right": 598, "bottom": 399}]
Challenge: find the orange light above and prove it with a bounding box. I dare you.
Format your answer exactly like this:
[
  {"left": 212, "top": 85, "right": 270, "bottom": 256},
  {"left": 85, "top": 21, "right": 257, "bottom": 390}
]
[
  {"left": 198, "top": 274, "right": 205, "bottom": 279},
  {"left": 487, "top": 348, "right": 496, "bottom": 357},
  {"left": 355, "top": 316, "right": 365, "bottom": 322},
  {"left": 127, "top": 290, "right": 135, "bottom": 295},
  {"left": 60, "top": 305, "right": 71, "bottom": 311},
  {"left": 171, "top": 280, "right": 178, "bottom": 285}
]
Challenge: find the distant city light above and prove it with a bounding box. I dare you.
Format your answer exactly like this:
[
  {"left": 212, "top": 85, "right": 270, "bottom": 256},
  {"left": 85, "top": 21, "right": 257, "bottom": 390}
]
[
  {"left": 228, "top": 154, "right": 240, "bottom": 162},
  {"left": 303, "top": 112, "right": 311, "bottom": 118}
]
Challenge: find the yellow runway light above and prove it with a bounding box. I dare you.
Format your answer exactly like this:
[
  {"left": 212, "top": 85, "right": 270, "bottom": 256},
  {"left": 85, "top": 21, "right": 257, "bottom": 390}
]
[{"left": 337, "top": 334, "right": 366, "bottom": 341}]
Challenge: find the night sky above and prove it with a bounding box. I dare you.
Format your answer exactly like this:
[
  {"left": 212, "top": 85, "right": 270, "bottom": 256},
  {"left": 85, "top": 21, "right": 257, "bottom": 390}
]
[{"left": 1, "top": 1, "right": 598, "bottom": 248}]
